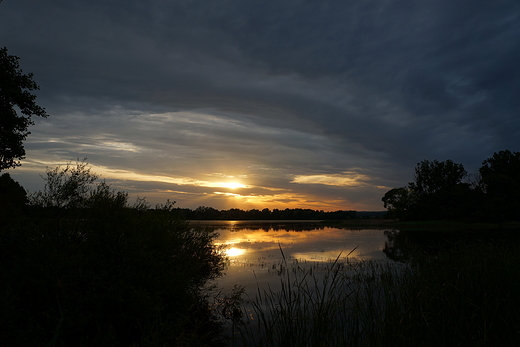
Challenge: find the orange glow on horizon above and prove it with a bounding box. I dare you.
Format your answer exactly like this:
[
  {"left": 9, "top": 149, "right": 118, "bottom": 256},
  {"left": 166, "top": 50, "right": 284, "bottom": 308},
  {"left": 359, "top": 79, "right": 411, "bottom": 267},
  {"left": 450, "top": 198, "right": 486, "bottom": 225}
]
[
  {"left": 209, "top": 191, "right": 351, "bottom": 211},
  {"left": 16, "top": 161, "right": 379, "bottom": 211}
]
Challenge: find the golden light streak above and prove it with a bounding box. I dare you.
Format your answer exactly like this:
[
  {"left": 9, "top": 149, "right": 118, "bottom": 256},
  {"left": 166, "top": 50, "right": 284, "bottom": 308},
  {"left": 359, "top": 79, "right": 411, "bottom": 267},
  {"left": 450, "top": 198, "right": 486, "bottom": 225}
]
[
  {"left": 91, "top": 167, "right": 251, "bottom": 189},
  {"left": 98, "top": 141, "right": 141, "bottom": 153},
  {"left": 213, "top": 192, "right": 242, "bottom": 196},
  {"left": 292, "top": 172, "right": 370, "bottom": 187}
]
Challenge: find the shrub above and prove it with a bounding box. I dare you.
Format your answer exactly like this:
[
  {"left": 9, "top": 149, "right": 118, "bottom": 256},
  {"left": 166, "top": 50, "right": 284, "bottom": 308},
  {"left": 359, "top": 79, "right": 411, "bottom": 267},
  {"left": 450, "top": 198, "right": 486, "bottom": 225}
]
[{"left": 1, "top": 165, "right": 228, "bottom": 346}]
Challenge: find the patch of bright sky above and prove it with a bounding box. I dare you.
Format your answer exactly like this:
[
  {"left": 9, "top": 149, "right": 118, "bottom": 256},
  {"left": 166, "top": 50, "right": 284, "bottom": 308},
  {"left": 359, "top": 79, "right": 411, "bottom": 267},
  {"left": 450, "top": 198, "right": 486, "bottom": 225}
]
[
  {"left": 95, "top": 166, "right": 250, "bottom": 189},
  {"left": 292, "top": 172, "right": 370, "bottom": 187},
  {"left": 144, "top": 110, "right": 327, "bottom": 142},
  {"left": 87, "top": 141, "right": 142, "bottom": 153}
]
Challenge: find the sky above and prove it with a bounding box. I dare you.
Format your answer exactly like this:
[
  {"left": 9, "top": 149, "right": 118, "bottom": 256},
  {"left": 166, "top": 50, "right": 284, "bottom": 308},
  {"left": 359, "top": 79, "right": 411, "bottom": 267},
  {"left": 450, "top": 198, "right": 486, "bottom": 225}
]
[{"left": 1, "top": 0, "right": 519, "bottom": 211}]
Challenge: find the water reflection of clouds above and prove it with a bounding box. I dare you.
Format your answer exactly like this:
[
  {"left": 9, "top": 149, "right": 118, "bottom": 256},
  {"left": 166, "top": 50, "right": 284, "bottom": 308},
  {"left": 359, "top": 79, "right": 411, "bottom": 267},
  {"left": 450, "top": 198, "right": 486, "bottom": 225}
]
[
  {"left": 215, "top": 227, "right": 388, "bottom": 263},
  {"left": 212, "top": 225, "right": 391, "bottom": 300},
  {"left": 291, "top": 251, "right": 346, "bottom": 262}
]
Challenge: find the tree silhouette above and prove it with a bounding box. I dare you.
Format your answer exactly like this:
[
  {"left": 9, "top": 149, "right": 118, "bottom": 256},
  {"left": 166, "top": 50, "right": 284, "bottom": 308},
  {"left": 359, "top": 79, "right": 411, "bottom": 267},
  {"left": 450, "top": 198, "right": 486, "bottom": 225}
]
[
  {"left": 30, "top": 160, "right": 99, "bottom": 209},
  {"left": 0, "top": 47, "right": 48, "bottom": 170},
  {"left": 382, "top": 187, "right": 414, "bottom": 220},
  {"left": 479, "top": 150, "right": 520, "bottom": 221},
  {"left": 382, "top": 153, "right": 520, "bottom": 221},
  {"left": 0, "top": 172, "right": 28, "bottom": 220},
  {"left": 409, "top": 159, "right": 467, "bottom": 196},
  {"left": 383, "top": 159, "right": 471, "bottom": 220}
]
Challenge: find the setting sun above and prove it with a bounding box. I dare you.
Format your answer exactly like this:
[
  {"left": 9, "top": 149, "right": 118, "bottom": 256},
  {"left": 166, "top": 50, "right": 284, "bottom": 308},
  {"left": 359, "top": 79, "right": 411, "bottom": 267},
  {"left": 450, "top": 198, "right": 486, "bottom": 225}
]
[{"left": 218, "top": 182, "right": 246, "bottom": 189}]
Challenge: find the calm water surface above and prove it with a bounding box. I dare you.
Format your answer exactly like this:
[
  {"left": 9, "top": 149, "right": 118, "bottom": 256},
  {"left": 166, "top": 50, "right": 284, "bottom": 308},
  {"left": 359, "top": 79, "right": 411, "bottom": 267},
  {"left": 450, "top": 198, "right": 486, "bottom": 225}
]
[{"left": 192, "top": 221, "right": 394, "bottom": 294}]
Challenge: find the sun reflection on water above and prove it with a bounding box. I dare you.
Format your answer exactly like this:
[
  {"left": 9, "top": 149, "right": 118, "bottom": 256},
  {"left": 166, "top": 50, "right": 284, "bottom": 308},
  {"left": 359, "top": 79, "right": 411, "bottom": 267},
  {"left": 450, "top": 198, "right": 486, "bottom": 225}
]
[
  {"left": 225, "top": 247, "right": 246, "bottom": 257},
  {"left": 213, "top": 224, "right": 388, "bottom": 266},
  {"left": 209, "top": 222, "right": 391, "bottom": 298}
]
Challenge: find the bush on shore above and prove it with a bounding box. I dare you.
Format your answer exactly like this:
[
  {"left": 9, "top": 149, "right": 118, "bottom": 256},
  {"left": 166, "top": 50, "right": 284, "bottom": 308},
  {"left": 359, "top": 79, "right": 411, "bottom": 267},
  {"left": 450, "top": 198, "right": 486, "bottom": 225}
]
[{"left": 0, "top": 164, "right": 227, "bottom": 346}]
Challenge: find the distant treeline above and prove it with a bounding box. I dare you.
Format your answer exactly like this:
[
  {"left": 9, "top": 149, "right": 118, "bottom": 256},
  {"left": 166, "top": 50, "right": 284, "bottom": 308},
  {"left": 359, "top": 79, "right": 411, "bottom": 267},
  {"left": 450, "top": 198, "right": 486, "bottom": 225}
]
[
  {"left": 171, "top": 206, "right": 359, "bottom": 220},
  {"left": 23, "top": 205, "right": 371, "bottom": 221},
  {"left": 383, "top": 150, "right": 520, "bottom": 222}
]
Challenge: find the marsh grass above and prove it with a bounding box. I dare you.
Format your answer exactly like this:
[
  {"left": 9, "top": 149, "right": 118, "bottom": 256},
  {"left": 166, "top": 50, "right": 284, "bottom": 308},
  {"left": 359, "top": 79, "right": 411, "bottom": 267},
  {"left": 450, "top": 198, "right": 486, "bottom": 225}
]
[
  {"left": 235, "top": 239, "right": 520, "bottom": 347},
  {"left": 396, "top": 240, "right": 520, "bottom": 346}
]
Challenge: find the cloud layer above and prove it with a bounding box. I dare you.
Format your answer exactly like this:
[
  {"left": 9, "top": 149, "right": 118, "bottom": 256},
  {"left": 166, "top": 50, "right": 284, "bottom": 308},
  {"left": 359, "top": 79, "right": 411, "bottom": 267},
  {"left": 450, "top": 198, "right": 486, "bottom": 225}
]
[{"left": 1, "top": 0, "right": 519, "bottom": 210}]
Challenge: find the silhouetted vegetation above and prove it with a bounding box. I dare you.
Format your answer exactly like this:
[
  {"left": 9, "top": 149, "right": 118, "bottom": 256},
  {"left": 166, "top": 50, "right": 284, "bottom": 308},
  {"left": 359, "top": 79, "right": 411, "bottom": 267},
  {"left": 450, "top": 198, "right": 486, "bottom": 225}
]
[
  {"left": 174, "top": 206, "right": 357, "bottom": 220},
  {"left": 236, "top": 239, "right": 520, "bottom": 346},
  {"left": 0, "top": 162, "right": 227, "bottom": 346},
  {"left": 3, "top": 157, "right": 519, "bottom": 346},
  {"left": 0, "top": 172, "right": 28, "bottom": 221},
  {"left": 479, "top": 150, "right": 520, "bottom": 222},
  {"left": 383, "top": 150, "right": 520, "bottom": 222},
  {"left": 0, "top": 46, "right": 48, "bottom": 170}
]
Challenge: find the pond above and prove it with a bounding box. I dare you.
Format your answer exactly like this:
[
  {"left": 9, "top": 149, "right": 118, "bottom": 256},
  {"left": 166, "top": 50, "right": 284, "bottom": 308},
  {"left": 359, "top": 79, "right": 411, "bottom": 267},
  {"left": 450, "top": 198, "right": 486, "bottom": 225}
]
[
  {"left": 191, "top": 221, "right": 520, "bottom": 346},
  {"left": 190, "top": 220, "right": 396, "bottom": 296}
]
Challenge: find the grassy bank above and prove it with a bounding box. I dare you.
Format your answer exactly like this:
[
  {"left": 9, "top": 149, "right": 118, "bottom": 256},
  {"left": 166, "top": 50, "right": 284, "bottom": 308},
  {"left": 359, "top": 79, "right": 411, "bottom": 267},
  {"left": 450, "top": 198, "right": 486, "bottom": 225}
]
[{"left": 235, "top": 240, "right": 520, "bottom": 346}]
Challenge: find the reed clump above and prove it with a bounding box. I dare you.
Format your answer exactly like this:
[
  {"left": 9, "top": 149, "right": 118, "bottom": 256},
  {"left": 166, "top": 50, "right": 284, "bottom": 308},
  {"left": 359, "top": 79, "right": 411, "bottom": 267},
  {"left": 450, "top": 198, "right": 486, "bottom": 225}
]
[{"left": 236, "top": 240, "right": 520, "bottom": 347}]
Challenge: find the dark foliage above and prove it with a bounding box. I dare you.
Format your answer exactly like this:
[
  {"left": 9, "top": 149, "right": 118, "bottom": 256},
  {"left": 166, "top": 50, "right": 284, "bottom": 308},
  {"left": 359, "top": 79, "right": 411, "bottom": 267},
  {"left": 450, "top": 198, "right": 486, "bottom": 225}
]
[
  {"left": 174, "top": 206, "right": 357, "bottom": 220},
  {"left": 0, "top": 165, "right": 227, "bottom": 346},
  {"left": 479, "top": 150, "right": 520, "bottom": 221},
  {"left": 382, "top": 187, "right": 413, "bottom": 220},
  {"left": 394, "top": 240, "right": 520, "bottom": 346},
  {"left": 383, "top": 151, "right": 520, "bottom": 222},
  {"left": 0, "top": 172, "right": 28, "bottom": 221},
  {"left": 0, "top": 47, "right": 48, "bottom": 170}
]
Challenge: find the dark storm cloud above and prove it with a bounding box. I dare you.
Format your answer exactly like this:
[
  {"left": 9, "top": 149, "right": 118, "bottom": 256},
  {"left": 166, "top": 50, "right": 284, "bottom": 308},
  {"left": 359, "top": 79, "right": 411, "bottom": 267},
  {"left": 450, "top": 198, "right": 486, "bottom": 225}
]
[
  {"left": 1, "top": 0, "right": 519, "bottom": 209},
  {"left": 208, "top": 0, "right": 520, "bottom": 156}
]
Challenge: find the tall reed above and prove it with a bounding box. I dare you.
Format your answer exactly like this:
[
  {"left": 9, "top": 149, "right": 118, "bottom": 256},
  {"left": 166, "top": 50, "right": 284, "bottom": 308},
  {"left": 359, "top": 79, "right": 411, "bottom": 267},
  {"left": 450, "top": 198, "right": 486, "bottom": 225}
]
[{"left": 235, "top": 240, "right": 520, "bottom": 347}]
